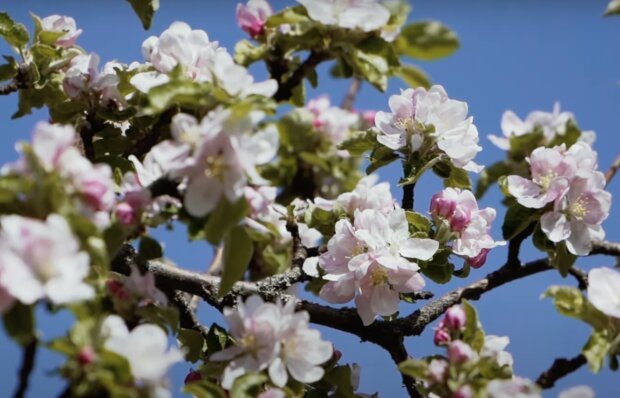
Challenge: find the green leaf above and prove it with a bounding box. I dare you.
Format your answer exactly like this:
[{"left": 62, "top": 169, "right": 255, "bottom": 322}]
[
  {"left": 144, "top": 78, "right": 214, "bottom": 114},
  {"left": 184, "top": 381, "right": 227, "bottom": 398},
  {"left": 2, "top": 303, "right": 35, "bottom": 346},
  {"left": 344, "top": 37, "right": 399, "bottom": 91},
  {"left": 444, "top": 164, "right": 471, "bottom": 190},
  {"left": 234, "top": 39, "right": 268, "bottom": 67},
  {"left": 605, "top": 0, "right": 620, "bottom": 16},
  {"left": 366, "top": 145, "right": 399, "bottom": 174},
  {"left": 583, "top": 331, "right": 610, "bottom": 372},
  {"left": 395, "top": 21, "right": 459, "bottom": 61},
  {"left": 0, "top": 62, "right": 17, "bottom": 82},
  {"left": 138, "top": 235, "right": 164, "bottom": 260},
  {"left": 219, "top": 226, "right": 254, "bottom": 297},
  {"left": 462, "top": 300, "right": 485, "bottom": 351},
  {"left": 397, "top": 64, "right": 431, "bottom": 89},
  {"left": 230, "top": 372, "right": 268, "bottom": 398},
  {"left": 206, "top": 323, "right": 230, "bottom": 356},
  {"left": 338, "top": 129, "right": 378, "bottom": 156},
  {"left": 508, "top": 130, "right": 545, "bottom": 161},
  {"left": 277, "top": 109, "right": 315, "bottom": 151},
  {"left": 501, "top": 204, "right": 538, "bottom": 240},
  {"left": 475, "top": 161, "right": 512, "bottom": 199},
  {"left": 542, "top": 286, "right": 609, "bottom": 331},
  {"left": 549, "top": 242, "right": 577, "bottom": 277},
  {"left": 420, "top": 249, "right": 454, "bottom": 284},
  {"left": 203, "top": 197, "right": 250, "bottom": 245},
  {"left": 405, "top": 211, "right": 432, "bottom": 233},
  {"left": 0, "top": 12, "right": 30, "bottom": 49},
  {"left": 548, "top": 120, "right": 581, "bottom": 148},
  {"left": 126, "top": 0, "right": 160, "bottom": 29},
  {"left": 398, "top": 358, "right": 428, "bottom": 378},
  {"left": 178, "top": 328, "right": 206, "bottom": 363}
]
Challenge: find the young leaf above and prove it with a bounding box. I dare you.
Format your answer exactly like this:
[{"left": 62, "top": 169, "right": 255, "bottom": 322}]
[
  {"left": 395, "top": 21, "right": 459, "bottom": 61},
  {"left": 397, "top": 64, "right": 431, "bottom": 89},
  {"left": 583, "top": 331, "right": 611, "bottom": 373},
  {"left": 139, "top": 235, "right": 164, "bottom": 260},
  {"left": 230, "top": 373, "right": 268, "bottom": 398},
  {"left": 125, "top": 0, "right": 160, "bottom": 30},
  {"left": 219, "top": 226, "right": 254, "bottom": 297},
  {"left": 502, "top": 204, "right": 538, "bottom": 240}
]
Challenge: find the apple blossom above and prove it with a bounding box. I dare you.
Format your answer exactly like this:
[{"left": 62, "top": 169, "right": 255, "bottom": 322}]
[
  {"left": 506, "top": 145, "right": 575, "bottom": 209},
  {"left": 428, "top": 358, "right": 448, "bottom": 383},
  {"left": 40, "top": 15, "right": 82, "bottom": 48},
  {"left": 489, "top": 103, "right": 595, "bottom": 151},
  {"left": 0, "top": 214, "right": 94, "bottom": 308},
  {"left": 540, "top": 172, "right": 611, "bottom": 255},
  {"left": 131, "top": 22, "right": 277, "bottom": 97},
  {"left": 375, "top": 86, "right": 482, "bottom": 172},
  {"left": 481, "top": 335, "right": 514, "bottom": 368},
  {"left": 63, "top": 53, "right": 126, "bottom": 107},
  {"left": 101, "top": 315, "right": 183, "bottom": 396},
  {"left": 335, "top": 174, "right": 395, "bottom": 216},
  {"left": 587, "top": 267, "right": 620, "bottom": 319},
  {"left": 236, "top": 0, "right": 272, "bottom": 38},
  {"left": 431, "top": 188, "right": 504, "bottom": 261},
  {"left": 153, "top": 109, "right": 278, "bottom": 217},
  {"left": 433, "top": 326, "right": 450, "bottom": 346},
  {"left": 312, "top": 208, "right": 438, "bottom": 325},
  {"left": 296, "top": 0, "right": 391, "bottom": 32},
  {"left": 211, "top": 295, "right": 332, "bottom": 388}
]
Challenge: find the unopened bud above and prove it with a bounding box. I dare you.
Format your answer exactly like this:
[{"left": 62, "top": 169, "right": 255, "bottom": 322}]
[
  {"left": 448, "top": 340, "right": 474, "bottom": 364},
  {"left": 77, "top": 346, "right": 95, "bottom": 365},
  {"left": 444, "top": 305, "right": 466, "bottom": 331}
]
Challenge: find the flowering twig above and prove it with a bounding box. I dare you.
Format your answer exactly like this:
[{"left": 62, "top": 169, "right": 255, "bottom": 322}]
[
  {"left": 535, "top": 354, "right": 587, "bottom": 389},
  {"left": 13, "top": 337, "right": 38, "bottom": 398},
  {"left": 604, "top": 153, "right": 620, "bottom": 186},
  {"left": 272, "top": 50, "right": 330, "bottom": 102}
]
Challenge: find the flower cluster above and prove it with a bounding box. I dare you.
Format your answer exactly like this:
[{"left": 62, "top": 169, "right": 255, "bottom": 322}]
[
  {"left": 142, "top": 108, "right": 278, "bottom": 218},
  {"left": 0, "top": 214, "right": 94, "bottom": 313},
  {"left": 489, "top": 103, "right": 596, "bottom": 151},
  {"left": 305, "top": 177, "right": 438, "bottom": 325},
  {"left": 375, "top": 85, "right": 483, "bottom": 172},
  {"left": 506, "top": 142, "right": 611, "bottom": 255},
  {"left": 131, "top": 22, "right": 277, "bottom": 97},
  {"left": 430, "top": 188, "right": 504, "bottom": 268},
  {"left": 211, "top": 295, "right": 333, "bottom": 389},
  {"left": 63, "top": 53, "right": 126, "bottom": 108},
  {"left": 106, "top": 265, "right": 168, "bottom": 317},
  {"left": 306, "top": 95, "right": 360, "bottom": 147},
  {"left": 6, "top": 122, "right": 115, "bottom": 229},
  {"left": 101, "top": 315, "right": 183, "bottom": 397}
]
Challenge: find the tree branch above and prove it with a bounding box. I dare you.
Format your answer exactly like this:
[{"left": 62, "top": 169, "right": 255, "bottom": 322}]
[
  {"left": 506, "top": 223, "right": 535, "bottom": 268},
  {"left": 402, "top": 183, "right": 415, "bottom": 211},
  {"left": 272, "top": 51, "right": 330, "bottom": 102},
  {"left": 604, "top": 153, "right": 620, "bottom": 187},
  {"left": 535, "top": 354, "right": 587, "bottom": 389},
  {"left": 13, "top": 338, "right": 38, "bottom": 398},
  {"left": 171, "top": 291, "right": 209, "bottom": 339},
  {"left": 591, "top": 239, "right": 620, "bottom": 256},
  {"left": 340, "top": 78, "right": 361, "bottom": 111}
]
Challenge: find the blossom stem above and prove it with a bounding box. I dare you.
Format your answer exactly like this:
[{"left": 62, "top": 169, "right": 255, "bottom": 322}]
[
  {"left": 12, "top": 337, "right": 38, "bottom": 398},
  {"left": 340, "top": 77, "right": 361, "bottom": 111},
  {"left": 402, "top": 183, "right": 415, "bottom": 210},
  {"left": 604, "top": 153, "right": 620, "bottom": 187},
  {"left": 535, "top": 354, "right": 586, "bottom": 389}
]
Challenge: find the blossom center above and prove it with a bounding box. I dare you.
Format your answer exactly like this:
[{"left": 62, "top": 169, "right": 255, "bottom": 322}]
[
  {"left": 394, "top": 117, "right": 416, "bottom": 133},
  {"left": 35, "top": 260, "right": 58, "bottom": 282},
  {"left": 370, "top": 267, "right": 389, "bottom": 286},
  {"left": 537, "top": 172, "right": 556, "bottom": 191},
  {"left": 204, "top": 153, "right": 227, "bottom": 180},
  {"left": 568, "top": 196, "right": 589, "bottom": 220}
]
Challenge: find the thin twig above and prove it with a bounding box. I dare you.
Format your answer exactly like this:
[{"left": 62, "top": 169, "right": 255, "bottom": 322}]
[
  {"left": 604, "top": 153, "right": 620, "bottom": 186},
  {"left": 402, "top": 183, "right": 415, "bottom": 211},
  {"left": 171, "top": 291, "right": 209, "bottom": 339},
  {"left": 506, "top": 223, "right": 535, "bottom": 268},
  {"left": 13, "top": 338, "right": 38, "bottom": 398},
  {"left": 535, "top": 354, "right": 587, "bottom": 389},
  {"left": 340, "top": 78, "right": 361, "bottom": 111},
  {"left": 591, "top": 239, "right": 620, "bottom": 256},
  {"left": 273, "top": 51, "right": 330, "bottom": 102}
]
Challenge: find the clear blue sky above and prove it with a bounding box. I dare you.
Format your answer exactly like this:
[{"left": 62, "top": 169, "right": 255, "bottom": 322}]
[{"left": 0, "top": 1, "right": 619, "bottom": 397}]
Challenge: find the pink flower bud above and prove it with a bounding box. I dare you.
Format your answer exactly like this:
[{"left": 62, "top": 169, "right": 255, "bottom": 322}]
[
  {"left": 430, "top": 190, "right": 458, "bottom": 220},
  {"left": 313, "top": 117, "right": 324, "bottom": 130},
  {"left": 467, "top": 249, "right": 490, "bottom": 269},
  {"left": 115, "top": 202, "right": 137, "bottom": 225},
  {"left": 452, "top": 385, "right": 473, "bottom": 398},
  {"left": 184, "top": 370, "right": 202, "bottom": 384},
  {"left": 449, "top": 206, "right": 472, "bottom": 232},
  {"left": 236, "top": 0, "right": 272, "bottom": 38},
  {"left": 332, "top": 348, "right": 342, "bottom": 362},
  {"left": 106, "top": 279, "right": 130, "bottom": 300},
  {"left": 77, "top": 346, "right": 95, "bottom": 365},
  {"left": 81, "top": 180, "right": 111, "bottom": 211},
  {"left": 448, "top": 340, "right": 474, "bottom": 364},
  {"left": 361, "top": 110, "right": 377, "bottom": 126},
  {"left": 434, "top": 327, "right": 450, "bottom": 346},
  {"left": 444, "top": 305, "right": 466, "bottom": 331}
]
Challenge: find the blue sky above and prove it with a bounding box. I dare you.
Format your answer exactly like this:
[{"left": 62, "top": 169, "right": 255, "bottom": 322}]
[{"left": 0, "top": 1, "right": 619, "bottom": 397}]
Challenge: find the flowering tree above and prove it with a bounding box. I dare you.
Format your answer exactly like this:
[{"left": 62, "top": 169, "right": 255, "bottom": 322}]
[{"left": 0, "top": 1, "right": 619, "bottom": 397}]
